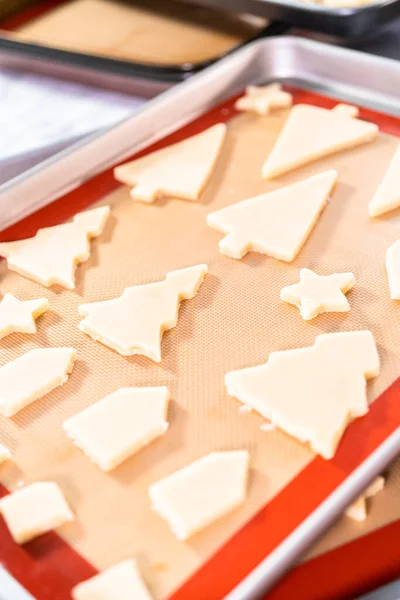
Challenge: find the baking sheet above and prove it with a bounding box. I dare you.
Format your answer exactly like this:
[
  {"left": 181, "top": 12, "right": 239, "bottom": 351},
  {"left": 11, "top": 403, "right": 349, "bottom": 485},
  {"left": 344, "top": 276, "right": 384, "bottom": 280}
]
[
  {"left": 179, "top": 0, "right": 400, "bottom": 37},
  {"left": 307, "top": 456, "right": 400, "bottom": 561},
  {"left": 0, "top": 88, "right": 400, "bottom": 600},
  {"left": 11, "top": 0, "right": 268, "bottom": 66},
  {"left": 0, "top": 0, "right": 279, "bottom": 82}
]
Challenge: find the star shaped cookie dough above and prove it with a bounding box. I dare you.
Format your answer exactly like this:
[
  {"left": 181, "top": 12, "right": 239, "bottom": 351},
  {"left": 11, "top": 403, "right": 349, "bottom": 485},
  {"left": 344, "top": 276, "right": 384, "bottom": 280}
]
[
  {"left": 0, "top": 294, "right": 49, "bottom": 340},
  {"left": 235, "top": 83, "right": 292, "bottom": 116},
  {"left": 280, "top": 268, "right": 355, "bottom": 321}
]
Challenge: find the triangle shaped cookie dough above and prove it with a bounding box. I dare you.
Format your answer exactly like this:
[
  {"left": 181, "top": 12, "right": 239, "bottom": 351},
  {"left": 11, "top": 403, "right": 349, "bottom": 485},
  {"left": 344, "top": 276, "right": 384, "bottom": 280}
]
[
  {"left": 0, "top": 481, "right": 73, "bottom": 544},
  {"left": 235, "top": 83, "right": 292, "bottom": 116},
  {"left": 0, "top": 348, "right": 76, "bottom": 417},
  {"left": 262, "top": 104, "right": 378, "bottom": 179},
  {"left": 386, "top": 239, "right": 400, "bottom": 299},
  {"left": 346, "top": 476, "right": 384, "bottom": 522},
  {"left": 369, "top": 145, "right": 400, "bottom": 217},
  {"left": 0, "top": 294, "right": 49, "bottom": 340},
  {"left": 114, "top": 123, "right": 226, "bottom": 203},
  {"left": 63, "top": 387, "right": 169, "bottom": 471},
  {"left": 225, "top": 331, "right": 379, "bottom": 459},
  {"left": 207, "top": 170, "right": 337, "bottom": 261},
  {"left": 0, "top": 206, "right": 110, "bottom": 289},
  {"left": 72, "top": 560, "right": 153, "bottom": 600},
  {"left": 280, "top": 268, "right": 355, "bottom": 320},
  {"left": 149, "top": 451, "right": 249, "bottom": 540},
  {"left": 78, "top": 264, "right": 207, "bottom": 362}
]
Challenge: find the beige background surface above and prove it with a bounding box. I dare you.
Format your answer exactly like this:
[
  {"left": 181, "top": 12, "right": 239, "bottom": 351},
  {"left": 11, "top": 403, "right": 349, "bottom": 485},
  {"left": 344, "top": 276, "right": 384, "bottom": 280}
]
[{"left": 0, "top": 108, "right": 399, "bottom": 597}]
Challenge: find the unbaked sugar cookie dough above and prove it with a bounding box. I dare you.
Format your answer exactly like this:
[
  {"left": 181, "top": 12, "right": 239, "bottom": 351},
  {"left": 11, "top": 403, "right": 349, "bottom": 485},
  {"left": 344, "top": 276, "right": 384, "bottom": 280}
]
[
  {"left": 280, "top": 268, "right": 355, "bottom": 320},
  {"left": 262, "top": 104, "right": 378, "bottom": 179},
  {"left": 369, "top": 145, "right": 400, "bottom": 217},
  {"left": 63, "top": 387, "right": 169, "bottom": 471},
  {"left": 207, "top": 170, "right": 337, "bottom": 261},
  {"left": 0, "top": 294, "right": 49, "bottom": 340},
  {"left": 0, "top": 206, "right": 110, "bottom": 289},
  {"left": 114, "top": 123, "right": 226, "bottom": 203},
  {"left": 235, "top": 83, "right": 292, "bottom": 116},
  {"left": 149, "top": 451, "right": 249, "bottom": 540},
  {"left": 0, "top": 348, "right": 76, "bottom": 417},
  {"left": 225, "top": 331, "right": 379, "bottom": 459},
  {"left": 72, "top": 559, "right": 153, "bottom": 600},
  {"left": 78, "top": 264, "right": 207, "bottom": 362},
  {"left": 0, "top": 482, "right": 73, "bottom": 544}
]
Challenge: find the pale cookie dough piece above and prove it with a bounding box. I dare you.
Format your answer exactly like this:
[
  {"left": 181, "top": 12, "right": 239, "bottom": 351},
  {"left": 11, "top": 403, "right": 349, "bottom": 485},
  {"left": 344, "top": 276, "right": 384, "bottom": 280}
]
[
  {"left": 0, "top": 294, "right": 49, "bottom": 340},
  {"left": 0, "top": 348, "right": 76, "bottom": 417},
  {"left": 262, "top": 103, "right": 378, "bottom": 179},
  {"left": 0, "top": 444, "right": 11, "bottom": 464},
  {"left": 72, "top": 560, "right": 153, "bottom": 600},
  {"left": 207, "top": 170, "right": 337, "bottom": 261},
  {"left": 0, "top": 206, "right": 110, "bottom": 289},
  {"left": 369, "top": 145, "right": 400, "bottom": 217},
  {"left": 280, "top": 268, "right": 355, "bottom": 320},
  {"left": 235, "top": 83, "right": 292, "bottom": 116},
  {"left": 386, "top": 239, "right": 400, "bottom": 299},
  {"left": 346, "top": 476, "right": 385, "bottom": 522},
  {"left": 63, "top": 387, "right": 169, "bottom": 471},
  {"left": 225, "top": 331, "right": 379, "bottom": 459},
  {"left": 78, "top": 264, "right": 207, "bottom": 362},
  {"left": 0, "top": 481, "right": 73, "bottom": 544},
  {"left": 114, "top": 123, "right": 226, "bottom": 203},
  {"left": 149, "top": 451, "right": 249, "bottom": 540}
]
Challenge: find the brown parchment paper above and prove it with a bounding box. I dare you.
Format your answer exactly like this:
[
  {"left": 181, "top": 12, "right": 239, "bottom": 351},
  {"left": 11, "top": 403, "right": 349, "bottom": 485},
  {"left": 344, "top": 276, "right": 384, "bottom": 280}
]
[
  {"left": 0, "top": 109, "right": 400, "bottom": 598},
  {"left": 9, "top": 0, "right": 267, "bottom": 66}
]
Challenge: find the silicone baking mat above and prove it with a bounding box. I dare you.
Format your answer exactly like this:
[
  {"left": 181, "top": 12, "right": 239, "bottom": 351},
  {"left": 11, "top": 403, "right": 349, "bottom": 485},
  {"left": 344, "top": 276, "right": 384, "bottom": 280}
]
[{"left": 0, "top": 88, "right": 400, "bottom": 600}]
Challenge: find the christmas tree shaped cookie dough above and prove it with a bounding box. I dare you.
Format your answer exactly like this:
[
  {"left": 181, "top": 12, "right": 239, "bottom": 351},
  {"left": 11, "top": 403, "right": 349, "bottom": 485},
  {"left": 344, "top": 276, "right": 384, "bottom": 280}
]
[
  {"left": 0, "top": 294, "right": 49, "bottom": 340},
  {"left": 235, "top": 83, "right": 292, "bottom": 116},
  {"left": 78, "top": 264, "right": 207, "bottom": 362},
  {"left": 345, "top": 477, "right": 384, "bottom": 522},
  {"left": 0, "top": 206, "right": 110, "bottom": 289},
  {"left": 225, "top": 331, "right": 379, "bottom": 459},
  {"left": 369, "top": 145, "right": 400, "bottom": 217},
  {"left": 262, "top": 103, "right": 378, "bottom": 179},
  {"left": 72, "top": 560, "right": 154, "bottom": 600},
  {"left": 280, "top": 268, "right": 355, "bottom": 320},
  {"left": 149, "top": 451, "right": 249, "bottom": 540},
  {"left": 0, "top": 348, "right": 76, "bottom": 417},
  {"left": 386, "top": 240, "right": 400, "bottom": 299},
  {"left": 114, "top": 123, "right": 226, "bottom": 203},
  {"left": 0, "top": 481, "right": 73, "bottom": 544},
  {"left": 207, "top": 170, "right": 337, "bottom": 261},
  {"left": 63, "top": 387, "right": 169, "bottom": 471}
]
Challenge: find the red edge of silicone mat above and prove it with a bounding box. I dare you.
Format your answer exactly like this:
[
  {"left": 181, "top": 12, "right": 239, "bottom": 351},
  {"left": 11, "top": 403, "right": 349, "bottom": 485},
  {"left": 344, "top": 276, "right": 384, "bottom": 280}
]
[{"left": 0, "top": 88, "right": 400, "bottom": 600}]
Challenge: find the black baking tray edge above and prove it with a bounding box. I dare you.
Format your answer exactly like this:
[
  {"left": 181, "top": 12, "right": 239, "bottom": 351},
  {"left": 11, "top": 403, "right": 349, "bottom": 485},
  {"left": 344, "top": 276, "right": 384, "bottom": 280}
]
[
  {"left": 179, "top": 0, "right": 400, "bottom": 37},
  {"left": 0, "top": 20, "right": 288, "bottom": 84}
]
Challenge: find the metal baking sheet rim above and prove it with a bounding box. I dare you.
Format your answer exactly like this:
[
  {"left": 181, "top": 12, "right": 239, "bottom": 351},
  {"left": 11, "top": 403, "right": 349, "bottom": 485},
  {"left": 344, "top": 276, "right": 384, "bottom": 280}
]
[
  {"left": 179, "top": 0, "right": 400, "bottom": 37},
  {"left": 0, "top": 36, "right": 400, "bottom": 600},
  {"left": 1, "top": 35, "right": 399, "bottom": 231}
]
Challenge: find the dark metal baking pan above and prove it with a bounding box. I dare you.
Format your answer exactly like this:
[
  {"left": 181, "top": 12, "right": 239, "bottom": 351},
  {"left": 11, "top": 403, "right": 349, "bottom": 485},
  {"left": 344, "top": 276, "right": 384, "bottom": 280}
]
[
  {"left": 0, "top": 19, "right": 288, "bottom": 84},
  {"left": 0, "top": 0, "right": 288, "bottom": 83},
  {"left": 180, "top": 0, "right": 400, "bottom": 37}
]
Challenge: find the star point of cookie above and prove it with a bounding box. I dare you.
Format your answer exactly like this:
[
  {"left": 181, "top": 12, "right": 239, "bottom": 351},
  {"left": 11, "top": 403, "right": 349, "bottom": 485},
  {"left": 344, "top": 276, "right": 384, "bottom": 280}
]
[
  {"left": 235, "top": 83, "right": 292, "bottom": 116},
  {"left": 0, "top": 294, "right": 49, "bottom": 340},
  {"left": 280, "top": 268, "right": 355, "bottom": 321}
]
